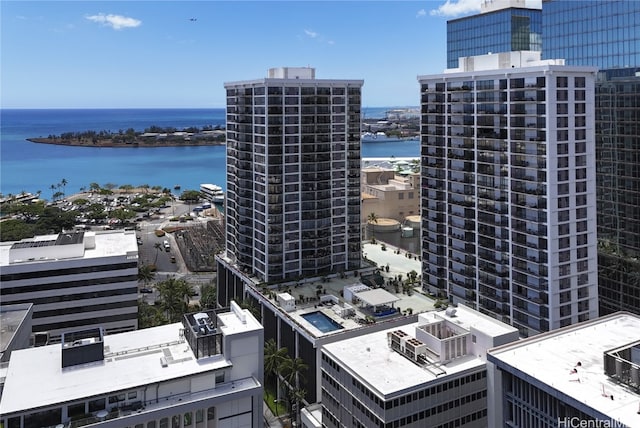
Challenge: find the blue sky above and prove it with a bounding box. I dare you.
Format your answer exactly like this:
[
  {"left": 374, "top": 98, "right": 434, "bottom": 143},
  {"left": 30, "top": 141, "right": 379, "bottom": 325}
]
[{"left": 1, "top": 0, "right": 538, "bottom": 109}]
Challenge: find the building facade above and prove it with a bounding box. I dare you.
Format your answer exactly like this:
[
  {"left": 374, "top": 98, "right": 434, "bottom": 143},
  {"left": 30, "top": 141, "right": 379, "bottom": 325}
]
[
  {"left": 0, "top": 303, "right": 264, "bottom": 428},
  {"left": 447, "top": 0, "right": 541, "bottom": 69},
  {"left": 319, "top": 305, "right": 519, "bottom": 428},
  {"left": 0, "top": 231, "right": 139, "bottom": 343},
  {"left": 361, "top": 163, "right": 420, "bottom": 224},
  {"left": 220, "top": 67, "right": 363, "bottom": 283},
  {"left": 419, "top": 52, "right": 599, "bottom": 337},
  {"left": 487, "top": 312, "right": 640, "bottom": 428},
  {"left": 542, "top": 0, "right": 640, "bottom": 316}
]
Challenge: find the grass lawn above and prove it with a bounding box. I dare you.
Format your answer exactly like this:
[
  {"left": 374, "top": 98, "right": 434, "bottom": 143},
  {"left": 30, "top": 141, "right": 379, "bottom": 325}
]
[{"left": 264, "top": 385, "right": 287, "bottom": 417}]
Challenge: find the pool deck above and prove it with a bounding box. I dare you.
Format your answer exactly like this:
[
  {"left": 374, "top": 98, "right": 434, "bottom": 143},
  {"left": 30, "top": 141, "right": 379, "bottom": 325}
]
[{"left": 260, "top": 241, "right": 436, "bottom": 337}]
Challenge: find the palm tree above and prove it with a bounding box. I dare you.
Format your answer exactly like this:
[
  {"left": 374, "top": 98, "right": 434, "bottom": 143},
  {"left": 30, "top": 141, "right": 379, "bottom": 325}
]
[
  {"left": 156, "top": 277, "right": 193, "bottom": 322},
  {"left": 200, "top": 283, "right": 217, "bottom": 309},
  {"left": 281, "top": 356, "right": 308, "bottom": 426},
  {"left": 138, "top": 264, "right": 156, "bottom": 285},
  {"left": 367, "top": 212, "right": 379, "bottom": 242},
  {"left": 289, "top": 387, "right": 307, "bottom": 427},
  {"left": 49, "top": 184, "right": 56, "bottom": 201},
  {"left": 281, "top": 355, "right": 308, "bottom": 394},
  {"left": 60, "top": 178, "right": 68, "bottom": 197},
  {"left": 264, "top": 339, "right": 288, "bottom": 386}
]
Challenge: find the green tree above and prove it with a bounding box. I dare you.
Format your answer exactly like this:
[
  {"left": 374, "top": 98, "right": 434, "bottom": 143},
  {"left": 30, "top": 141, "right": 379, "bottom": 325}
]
[
  {"left": 367, "top": 211, "right": 379, "bottom": 241},
  {"left": 281, "top": 356, "right": 308, "bottom": 392},
  {"left": 60, "top": 178, "right": 68, "bottom": 197},
  {"left": 281, "top": 355, "right": 308, "bottom": 426},
  {"left": 156, "top": 277, "right": 194, "bottom": 323},
  {"left": 264, "top": 339, "right": 288, "bottom": 388},
  {"left": 180, "top": 190, "right": 201, "bottom": 204},
  {"left": 138, "top": 264, "right": 156, "bottom": 285},
  {"left": 138, "top": 301, "right": 166, "bottom": 328},
  {"left": 119, "top": 184, "right": 134, "bottom": 193},
  {"left": 200, "top": 283, "right": 217, "bottom": 309},
  {"left": 111, "top": 208, "right": 136, "bottom": 224},
  {"left": 0, "top": 219, "right": 35, "bottom": 241}
]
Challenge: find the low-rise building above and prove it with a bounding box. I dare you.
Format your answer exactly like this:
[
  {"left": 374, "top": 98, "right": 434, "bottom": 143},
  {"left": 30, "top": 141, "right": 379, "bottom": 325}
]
[
  {"left": 0, "top": 303, "right": 33, "bottom": 362},
  {"left": 318, "top": 304, "right": 519, "bottom": 427},
  {"left": 361, "top": 160, "right": 420, "bottom": 225},
  {"left": 487, "top": 311, "right": 640, "bottom": 428},
  {"left": 0, "top": 303, "right": 264, "bottom": 428},
  {"left": 0, "top": 230, "right": 139, "bottom": 343}
]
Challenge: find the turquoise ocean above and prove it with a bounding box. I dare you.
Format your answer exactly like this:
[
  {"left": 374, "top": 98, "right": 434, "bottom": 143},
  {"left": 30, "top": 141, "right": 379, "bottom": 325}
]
[{"left": 0, "top": 108, "right": 420, "bottom": 198}]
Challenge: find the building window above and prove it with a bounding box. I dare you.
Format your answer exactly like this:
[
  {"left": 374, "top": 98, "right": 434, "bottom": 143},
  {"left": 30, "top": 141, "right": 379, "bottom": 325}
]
[
  {"left": 207, "top": 407, "right": 216, "bottom": 421},
  {"left": 398, "top": 193, "right": 404, "bottom": 200},
  {"left": 88, "top": 398, "right": 106, "bottom": 412}
]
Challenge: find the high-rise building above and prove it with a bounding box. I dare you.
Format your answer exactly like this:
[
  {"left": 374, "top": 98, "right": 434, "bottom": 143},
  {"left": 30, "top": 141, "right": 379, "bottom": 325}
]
[
  {"left": 447, "top": 0, "right": 542, "bottom": 69},
  {"left": 0, "top": 231, "right": 139, "bottom": 343},
  {"left": 218, "top": 67, "right": 363, "bottom": 284},
  {"left": 419, "top": 51, "right": 599, "bottom": 337},
  {"left": 487, "top": 311, "right": 640, "bottom": 428},
  {"left": 318, "top": 304, "right": 519, "bottom": 428},
  {"left": 0, "top": 303, "right": 264, "bottom": 428},
  {"left": 542, "top": 0, "right": 640, "bottom": 316}
]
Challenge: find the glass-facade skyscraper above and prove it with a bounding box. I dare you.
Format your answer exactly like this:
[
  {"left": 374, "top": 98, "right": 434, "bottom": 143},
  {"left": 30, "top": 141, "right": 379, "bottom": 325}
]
[
  {"left": 447, "top": 0, "right": 541, "bottom": 69},
  {"left": 542, "top": 0, "right": 640, "bottom": 316}
]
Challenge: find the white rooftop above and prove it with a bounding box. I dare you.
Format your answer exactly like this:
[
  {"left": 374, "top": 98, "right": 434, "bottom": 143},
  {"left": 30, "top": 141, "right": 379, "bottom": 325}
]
[
  {"left": 0, "top": 230, "right": 138, "bottom": 267},
  {"left": 0, "top": 323, "right": 228, "bottom": 414},
  {"left": 488, "top": 313, "right": 640, "bottom": 427},
  {"left": 424, "top": 304, "right": 519, "bottom": 337},
  {"left": 323, "top": 305, "right": 517, "bottom": 396}
]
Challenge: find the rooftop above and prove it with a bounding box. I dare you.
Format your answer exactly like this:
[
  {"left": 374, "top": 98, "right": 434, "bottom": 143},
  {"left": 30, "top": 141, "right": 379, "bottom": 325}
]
[
  {"left": 0, "top": 230, "right": 138, "bottom": 266},
  {"left": 322, "top": 304, "right": 514, "bottom": 397},
  {"left": 0, "top": 304, "right": 32, "bottom": 359},
  {"left": 488, "top": 312, "right": 640, "bottom": 427},
  {"left": 232, "top": 242, "right": 438, "bottom": 339},
  {"left": 0, "top": 322, "right": 226, "bottom": 414}
]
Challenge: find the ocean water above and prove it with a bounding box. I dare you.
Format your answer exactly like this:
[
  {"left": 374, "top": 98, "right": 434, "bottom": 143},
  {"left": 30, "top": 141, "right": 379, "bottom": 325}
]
[{"left": 0, "top": 108, "right": 419, "bottom": 198}]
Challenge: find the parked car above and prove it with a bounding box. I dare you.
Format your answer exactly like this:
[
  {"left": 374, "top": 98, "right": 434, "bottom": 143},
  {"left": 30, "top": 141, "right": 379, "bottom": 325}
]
[
  {"left": 170, "top": 255, "right": 176, "bottom": 263},
  {"left": 140, "top": 288, "right": 153, "bottom": 294},
  {"left": 163, "top": 240, "right": 170, "bottom": 251}
]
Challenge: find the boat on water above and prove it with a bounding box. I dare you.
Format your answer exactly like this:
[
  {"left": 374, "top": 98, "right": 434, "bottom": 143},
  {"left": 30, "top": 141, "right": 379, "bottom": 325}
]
[
  {"left": 200, "top": 183, "right": 225, "bottom": 203},
  {"left": 361, "top": 132, "right": 419, "bottom": 143},
  {"left": 174, "top": 184, "right": 181, "bottom": 190}
]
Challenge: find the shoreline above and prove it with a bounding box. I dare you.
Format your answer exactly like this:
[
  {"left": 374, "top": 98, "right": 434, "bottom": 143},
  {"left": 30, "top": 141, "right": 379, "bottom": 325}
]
[{"left": 26, "top": 137, "right": 225, "bottom": 148}]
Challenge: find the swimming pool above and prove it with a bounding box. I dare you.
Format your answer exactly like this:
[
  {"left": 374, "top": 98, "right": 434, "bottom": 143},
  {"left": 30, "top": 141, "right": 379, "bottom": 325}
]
[{"left": 301, "top": 311, "right": 344, "bottom": 333}]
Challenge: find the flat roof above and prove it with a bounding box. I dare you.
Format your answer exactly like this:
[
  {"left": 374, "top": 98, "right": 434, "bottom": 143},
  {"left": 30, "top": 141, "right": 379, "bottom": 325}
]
[
  {"left": 425, "top": 304, "right": 519, "bottom": 337},
  {"left": 0, "top": 304, "right": 32, "bottom": 355},
  {"left": 0, "top": 230, "right": 138, "bottom": 267},
  {"left": 488, "top": 313, "right": 640, "bottom": 427},
  {"left": 322, "top": 320, "right": 485, "bottom": 397},
  {"left": 355, "top": 288, "right": 400, "bottom": 307},
  {"left": 0, "top": 323, "right": 230, "bottom": 415}
]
